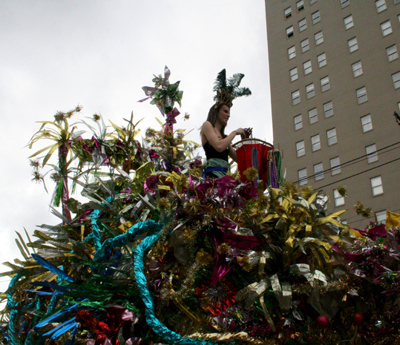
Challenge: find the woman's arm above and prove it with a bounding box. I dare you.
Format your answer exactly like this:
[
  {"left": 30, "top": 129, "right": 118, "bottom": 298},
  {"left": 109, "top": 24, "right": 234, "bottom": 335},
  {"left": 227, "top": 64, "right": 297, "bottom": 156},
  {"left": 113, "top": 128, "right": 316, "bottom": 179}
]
[{"left": 201, "top": 121, "right": 245, "bottom": 152}]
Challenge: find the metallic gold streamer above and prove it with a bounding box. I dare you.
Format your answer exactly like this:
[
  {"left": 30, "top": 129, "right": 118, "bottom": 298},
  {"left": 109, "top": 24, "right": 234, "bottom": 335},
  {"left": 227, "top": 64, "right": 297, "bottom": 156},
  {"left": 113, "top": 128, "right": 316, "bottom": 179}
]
[
  {"left": 260, "top": 293, "right": 276, "bottom": 332},
  {"left": 188, "top": 331, "right": 273, "bottom": 344},
  {"left": 172, "top": 297, "right": 201, "bottom": 324},
  {"left": 386, "top": 210, "right": 400, "bottom": 230}
]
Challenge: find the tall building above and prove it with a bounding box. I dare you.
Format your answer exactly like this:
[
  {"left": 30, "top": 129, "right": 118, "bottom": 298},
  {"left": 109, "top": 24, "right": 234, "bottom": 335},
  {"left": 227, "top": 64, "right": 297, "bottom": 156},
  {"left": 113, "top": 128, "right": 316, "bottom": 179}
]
[{"left": 265, "top": 0, "right": 400, "bottom": 228}]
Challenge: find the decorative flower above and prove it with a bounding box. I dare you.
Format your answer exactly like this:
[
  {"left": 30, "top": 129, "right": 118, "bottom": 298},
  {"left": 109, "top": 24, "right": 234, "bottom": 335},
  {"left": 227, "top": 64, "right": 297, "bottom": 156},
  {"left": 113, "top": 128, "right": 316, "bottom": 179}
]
[
  {"left": 148, "top": 149, "right": 159, "bottom": 159},
  {"left": 144, "top": 174, "right": 160, "bottom": 195}
]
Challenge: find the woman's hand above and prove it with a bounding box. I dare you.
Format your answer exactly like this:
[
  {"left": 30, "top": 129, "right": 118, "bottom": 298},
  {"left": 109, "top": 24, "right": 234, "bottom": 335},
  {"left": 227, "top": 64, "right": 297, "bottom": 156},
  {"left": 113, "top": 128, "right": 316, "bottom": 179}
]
[{"left": 234, "top": 128, "right": 246, "bottom": 136}]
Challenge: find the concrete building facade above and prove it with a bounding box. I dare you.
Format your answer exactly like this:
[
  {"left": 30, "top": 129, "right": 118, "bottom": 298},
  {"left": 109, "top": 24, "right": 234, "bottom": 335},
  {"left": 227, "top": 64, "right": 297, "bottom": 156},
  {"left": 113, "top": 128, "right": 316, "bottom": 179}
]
[{"left": 265, "top": 0, "right": 400, "bottom": 228}]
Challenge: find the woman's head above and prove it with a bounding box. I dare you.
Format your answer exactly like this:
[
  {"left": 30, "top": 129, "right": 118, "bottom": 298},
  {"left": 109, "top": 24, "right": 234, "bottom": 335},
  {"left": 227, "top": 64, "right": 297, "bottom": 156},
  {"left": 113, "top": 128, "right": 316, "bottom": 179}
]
[{"left": 207, "top": 103, "right": 230, "bottom": 136}]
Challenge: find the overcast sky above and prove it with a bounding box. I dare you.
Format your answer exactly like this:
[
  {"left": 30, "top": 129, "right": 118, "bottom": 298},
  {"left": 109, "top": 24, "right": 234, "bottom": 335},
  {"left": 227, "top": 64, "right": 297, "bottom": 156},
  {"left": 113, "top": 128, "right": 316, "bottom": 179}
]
[{"left": 0, "top": 0, "right": 272, "bottom": 292}]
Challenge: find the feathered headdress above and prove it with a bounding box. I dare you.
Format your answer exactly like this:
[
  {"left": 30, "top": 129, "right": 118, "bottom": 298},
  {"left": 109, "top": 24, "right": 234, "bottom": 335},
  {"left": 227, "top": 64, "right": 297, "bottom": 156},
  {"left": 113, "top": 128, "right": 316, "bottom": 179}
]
[{"left": 213, "top": 69, "right": 251, "bottom": 107}]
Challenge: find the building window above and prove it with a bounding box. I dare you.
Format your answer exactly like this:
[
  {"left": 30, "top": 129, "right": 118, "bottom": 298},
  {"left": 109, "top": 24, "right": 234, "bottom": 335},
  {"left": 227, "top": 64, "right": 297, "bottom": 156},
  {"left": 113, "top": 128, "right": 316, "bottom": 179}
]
[
  {"left": 315, "top": 31, "right": 324, "bottom": 45},
  {"left": 311, "top": 134, "right": 321, "bottom": 151},
  {"left": 312, "top": 11, "right": 321, "bottom": 24},
  {"left": 348, "top": 37, "right": 358, "bottom": 53},
  {"left": 371, "top": 176, "right": 383, "bottom": 196},
  {"left": 356, "top": 86, "right": 368, "bottom": 104},
  {"left": 317, "top": 53, "right": 327, "bottom": 67},
  {"left": 321, "top": 76, "right": 330, "bottom": 92},
  {"left": 298, "top": 168, "right": 308, "bottom": 185},
  {"left": 290, "top": 67, "right": 299, "bottom": 82},
  {"left": 344, "top": 15, "right": 354, "bottom": 30},
  {"left": 381, "top": 20, "right": 392, "bottom": 36},
  {"left": 303, "top": 60, "right": 312, "bottom": 75},
  {"left": 301, "top": 38, "right": 310, "bottom": 53},
  {"left": 299, "top": 18, "right": 307, "bottom": 32},
  {"left": 309, "top": 108, "right": 318, "bottom": 123},
  {"left": 297, "top": 0, "right": 305, "bottom": 11},
  {"left": 292, "top": 90, "right": 300, "bottom": 105},
  {"left": 330, "top": 157, "right": 341, "bottom": 175},
  {"left": 296, "top": 140, "right": 305, "bottom": 157},
  {"left": 324, "top": 101, "right": 334, "bottom": 117},
  {"left": 334, "top": 189, "right": 345, "bottom": 207},
  {"left": 376, "top": 0, "right": 387, "bottom": 13},
  {"left": 294, "top": 114, "right": 303, "bottom": 130},
  {"left": 327, "top": 128, "right": 337, "bottom": 146},
  {"left": 306, "top": 83, "right": 315, "bottom": 99},
  {"left": 395, "top": 0, "right": 400, "bottom": 4},
  {"left": 314, "top": 162, "right": 324, "bottom": 180},
  {"left": 361, "top": 114, "right": 373, "bottom": 132},
  {"left": 352, "top": 61, "right": 363, "bottom": 77},
  {"left": 285, "top": 7, "right": 292, "bottom": 18},
  {"left": 366, "top": 144, "right": 378, "bottom": 163},
  {"left": 392, "top": 71, "right": 400, "bottom": 89},
  {"left": 341, "top": 0, "right": 350, "bottom": 8},
  {"left": 287, "top": 26, "right": 294, "bottom": 38},
  {"left": 375, "top": 210, "right": 386, "bottom": 224},
  {"left": 288, "top": 46, "right": 296, "bottom": 60},
  {"left": 386, "top": 45, "right": 399, "bottom": 62}
]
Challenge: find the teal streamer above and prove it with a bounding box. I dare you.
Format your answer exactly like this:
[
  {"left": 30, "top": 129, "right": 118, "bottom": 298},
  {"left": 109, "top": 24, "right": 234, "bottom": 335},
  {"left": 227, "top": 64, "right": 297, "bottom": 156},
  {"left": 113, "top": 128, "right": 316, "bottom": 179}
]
[
  {"left": 23, "top": 297, "right": 43, "bottom": 345},
  {"left": 93, "top": 220, "right": 162, "bottom": 262},
  {"left": 133, "top": 227, "right": 215, "bottom": 345},
  {"left": 88, "top": 196, "right": 115, "bottom": 250},
  {"left": 90, "top": 209, "right": 102, "bottom": 250},
  {"left": 6, "top": 273, "right": 23, "bottom": 345},
  {"left": 81, "top": 232, "right": 93, "bottom": 244}
]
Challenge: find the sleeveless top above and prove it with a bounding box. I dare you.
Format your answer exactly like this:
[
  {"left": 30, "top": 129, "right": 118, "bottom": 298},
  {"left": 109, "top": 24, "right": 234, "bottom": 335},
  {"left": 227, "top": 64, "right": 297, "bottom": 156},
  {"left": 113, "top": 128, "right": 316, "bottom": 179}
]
[{"left": 203, "top": 141, "right": 229, "bottom": 161}]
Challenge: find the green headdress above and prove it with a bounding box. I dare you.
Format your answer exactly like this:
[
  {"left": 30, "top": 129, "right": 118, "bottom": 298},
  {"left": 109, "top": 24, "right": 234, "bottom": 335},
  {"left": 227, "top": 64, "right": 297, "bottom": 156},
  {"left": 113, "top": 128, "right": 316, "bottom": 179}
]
[{"left": 213, "top": 69, "right": 251, "bottom": 107}]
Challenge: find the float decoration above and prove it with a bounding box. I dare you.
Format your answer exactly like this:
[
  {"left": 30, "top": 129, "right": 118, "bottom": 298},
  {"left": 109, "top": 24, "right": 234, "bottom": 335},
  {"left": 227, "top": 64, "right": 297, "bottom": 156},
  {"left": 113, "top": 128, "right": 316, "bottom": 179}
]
[{"left": 1, "top": 68, "right": 400, "bottom": 344}]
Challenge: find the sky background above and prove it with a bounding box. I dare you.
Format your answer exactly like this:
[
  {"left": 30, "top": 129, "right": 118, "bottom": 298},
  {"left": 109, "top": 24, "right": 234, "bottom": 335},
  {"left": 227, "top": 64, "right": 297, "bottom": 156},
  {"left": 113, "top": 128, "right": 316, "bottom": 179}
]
[{"left": 0, "top": 0, "right": 272, "bottom": 292}]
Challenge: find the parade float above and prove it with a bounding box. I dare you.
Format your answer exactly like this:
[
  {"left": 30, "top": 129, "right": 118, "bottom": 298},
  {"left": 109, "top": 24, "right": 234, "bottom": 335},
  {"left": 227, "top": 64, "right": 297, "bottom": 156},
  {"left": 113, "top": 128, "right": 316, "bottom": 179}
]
[{"left": 1, "top": 67, "right": 400, "bottom": 345}]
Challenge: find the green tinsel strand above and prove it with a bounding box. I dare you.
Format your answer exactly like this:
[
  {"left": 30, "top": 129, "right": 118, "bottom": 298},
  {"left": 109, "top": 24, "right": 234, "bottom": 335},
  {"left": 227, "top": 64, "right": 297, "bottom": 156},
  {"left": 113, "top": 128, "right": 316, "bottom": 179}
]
[
  {"left": 53, "top": 179, "right": 63, "bottom": 207},
  {"left": 99, "top": 221, "right": 117, "bottom": 237},
  {"left": 274, "top": 151, "right": 284, "bottom": 186}
]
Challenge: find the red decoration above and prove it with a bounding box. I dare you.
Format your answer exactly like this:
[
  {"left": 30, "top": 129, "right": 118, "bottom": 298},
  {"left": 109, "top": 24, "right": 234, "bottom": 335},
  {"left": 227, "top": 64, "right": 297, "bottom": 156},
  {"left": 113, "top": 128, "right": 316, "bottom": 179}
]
[
  {"left": 235, "top": 139, "right": 274, "bottom": 189},
  {"left": 316, "top": 315, "right": 330, "bottom": 328},
  {"left": 195, "top": 282, "right": 237, "bottom": 317},
  {"left": 353, "top": 313, "right": 364, "bottom": 325}
]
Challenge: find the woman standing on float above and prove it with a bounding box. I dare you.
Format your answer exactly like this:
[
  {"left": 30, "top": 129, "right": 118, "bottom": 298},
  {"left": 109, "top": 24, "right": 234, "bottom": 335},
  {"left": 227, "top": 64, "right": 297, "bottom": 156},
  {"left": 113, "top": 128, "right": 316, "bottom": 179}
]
[{"left": 201, "top": 69, "right": 251, "bottom": 178}]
